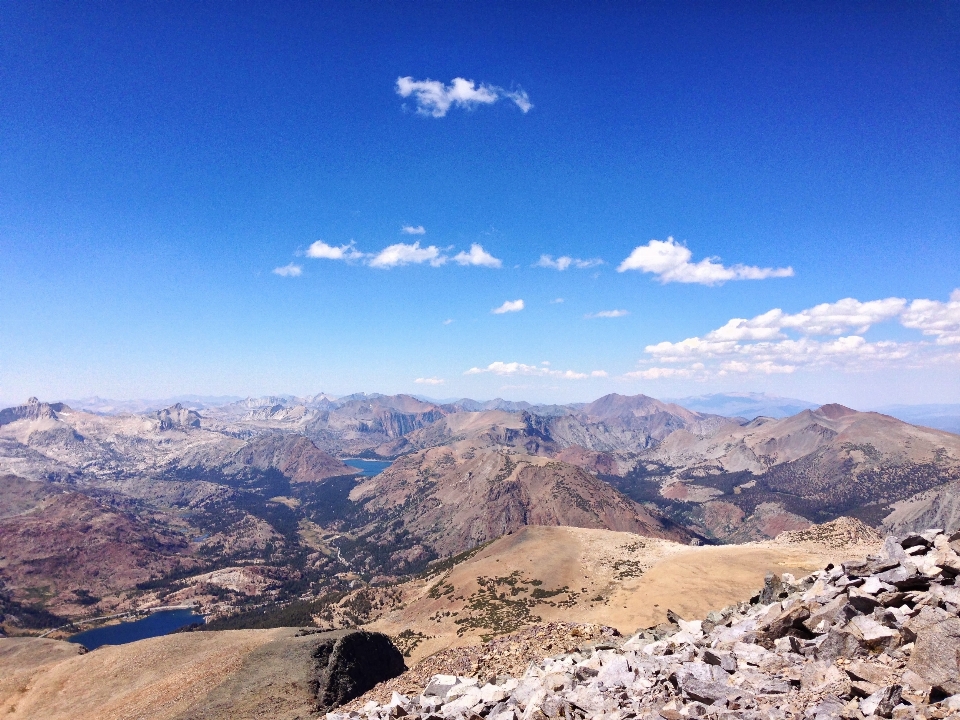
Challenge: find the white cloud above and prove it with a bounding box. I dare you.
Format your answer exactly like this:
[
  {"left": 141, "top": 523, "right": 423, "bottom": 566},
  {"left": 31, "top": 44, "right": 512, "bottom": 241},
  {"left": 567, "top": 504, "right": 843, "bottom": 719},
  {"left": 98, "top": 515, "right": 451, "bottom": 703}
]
[
  {"left": 551, "top": 298, "right": 564, "bottom": 304},
  {"left": 414, "top": 377, "right": 445, "bottom": 385},
  {"left": 272, "top": 263, "right": 302, "bottom": 277},
  {"left": 720, "top": 360, "right": 796, "bottom": 375},
  {"left": 616, "top": 237, "right": 794, "bottom": 285},
  {"left": 492, "top": 299, "right": 524, "bottom": 314},
  {"left": 453, "top": 243, "right": 502, "bottom": 268},
  {"left": 625, "top": 367, "right": 696, "bottom": 380},
  {"left": 586, "top": 309, "right": 629, "bottom": 319},
  {"left": 504, "top": 88, "right": 533, "bottom": 113},
  {"left": 401, "top": 225, "right": 426, "bottom": 235},
  {"left": 901, "top": 290, "right": 960, "bottom": 345},
  {"left": 464, "top": 361, "right": 605, "bottom": 380},
  {"left": 368, "top": 241, "right": 447, "bottom": 268},
  {"left": 535, "top": 255, "right": 604, "bottom": 271},
  {"left": 299, "top": 238, "right": 508, "bottom": 271},
  {"left": 396, "top": 76, "right": 533, "bottom": 117},
  {"left": 306, "top": 240, "right": 364, "bottom": 261},
  {"left": 704, "top": 311, "right": 785, "bottom": 342},
  {"left": 631, "top": 293, "right": 960, "bottom": 379},
  {"left": 443, "top": 319, "right": 454, "bottom": 325},
  {"left": 645, "top": 333, "right": 910, "bottom": 370},
  {"left": 699, "top": 298, "right": 908, "bottom": 343},
  {"left": 778, "top": 297, "right": 907, "bottom": 335}
]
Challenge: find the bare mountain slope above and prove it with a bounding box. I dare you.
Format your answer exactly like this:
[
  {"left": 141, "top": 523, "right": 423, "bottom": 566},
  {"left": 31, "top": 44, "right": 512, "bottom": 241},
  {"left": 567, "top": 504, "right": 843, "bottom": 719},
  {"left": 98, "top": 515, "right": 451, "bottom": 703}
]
[
  {"left": 0, "top": 475, "right": 194, "bottom": 614},
  {"left": 211, "top": 434, "right": 355, "bottom": 484},
  {"left": 881, "top": 479, "right": 960, "bottom": 535},
  {"left": 632, "top": 404, "right": 960, "bottom": 540},
  {"left": 652, "top": 403, "right": 960, "bottom": 472},
  {"left": 202, "top": 393, "right": 449, "bottom": 455},
  {"left": 349, "top": 443, "right": 691, "bottom": 557},
  {"left": 0, "top": 399, "right": 354, "bottom": 487},
  {"left": 545, "top": 394, "right": 736, "bottom": 454},
  {"left": 377, "top": 395, "right": 736, "bottom": 460}
]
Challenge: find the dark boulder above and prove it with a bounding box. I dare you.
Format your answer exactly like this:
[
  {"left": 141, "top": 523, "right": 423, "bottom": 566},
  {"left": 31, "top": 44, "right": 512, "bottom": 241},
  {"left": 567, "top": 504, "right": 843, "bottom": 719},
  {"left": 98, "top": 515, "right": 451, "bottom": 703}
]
[{"left": 311, "top": 629, "right": 407, "bottom": 710}]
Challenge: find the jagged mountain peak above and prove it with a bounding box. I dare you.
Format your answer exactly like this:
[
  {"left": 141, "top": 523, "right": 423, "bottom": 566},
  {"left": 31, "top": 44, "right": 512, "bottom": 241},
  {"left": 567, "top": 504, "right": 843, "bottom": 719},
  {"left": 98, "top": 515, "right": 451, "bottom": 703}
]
[
  {"left": 154, "top": 403, "right": 202, "bottom": 430},
  {"left": 0, "top": 398, "right": 70, "bottom": 427}
]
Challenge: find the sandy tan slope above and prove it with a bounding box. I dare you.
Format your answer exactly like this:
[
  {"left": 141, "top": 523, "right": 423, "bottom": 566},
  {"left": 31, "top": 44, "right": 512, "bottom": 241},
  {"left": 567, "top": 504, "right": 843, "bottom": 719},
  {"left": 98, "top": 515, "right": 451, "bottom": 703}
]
[
  {"left": 0, "top": 628, "right": 323, "bottom": 720},
  {"left": 364, "top": 519, "right": 882, "bottom": 663}
]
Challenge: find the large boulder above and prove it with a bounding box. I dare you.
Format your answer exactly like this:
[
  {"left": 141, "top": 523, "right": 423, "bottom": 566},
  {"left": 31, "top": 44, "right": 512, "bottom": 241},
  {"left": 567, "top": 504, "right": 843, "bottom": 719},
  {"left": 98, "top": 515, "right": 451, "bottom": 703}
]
[
  {"left": 906, "top": 616, "right": 960, "bottom": 697},
  {"left": 311, "top": 630, "right": 407, "bottom": 710}
]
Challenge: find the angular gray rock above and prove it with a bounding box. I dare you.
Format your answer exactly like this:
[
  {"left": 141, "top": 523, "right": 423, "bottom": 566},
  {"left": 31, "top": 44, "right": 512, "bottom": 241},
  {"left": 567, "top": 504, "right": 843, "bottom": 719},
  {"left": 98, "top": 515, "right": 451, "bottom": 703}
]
[{"left": 859, "top": 684, "right": 901, "bottom": 718}]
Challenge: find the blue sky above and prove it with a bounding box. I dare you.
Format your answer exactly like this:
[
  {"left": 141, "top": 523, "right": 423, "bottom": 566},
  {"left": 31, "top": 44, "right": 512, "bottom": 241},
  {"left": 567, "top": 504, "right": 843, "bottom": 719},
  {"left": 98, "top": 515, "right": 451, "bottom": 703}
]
[{"left": 2, "top": 2, "right": 958, "bottom": 408}]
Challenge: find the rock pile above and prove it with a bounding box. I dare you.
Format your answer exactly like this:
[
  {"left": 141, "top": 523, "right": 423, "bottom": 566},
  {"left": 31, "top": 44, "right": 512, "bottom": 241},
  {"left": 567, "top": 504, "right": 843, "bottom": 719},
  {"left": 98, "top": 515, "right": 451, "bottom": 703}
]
[{"left": 329, "top": 530, "right": 960, "bottom": 719}]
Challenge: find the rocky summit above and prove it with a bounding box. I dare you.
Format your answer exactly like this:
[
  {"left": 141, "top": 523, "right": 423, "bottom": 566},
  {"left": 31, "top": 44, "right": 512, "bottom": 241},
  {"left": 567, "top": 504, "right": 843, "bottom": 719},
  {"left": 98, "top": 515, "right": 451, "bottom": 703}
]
[{"left": 333, "top": 529, "right": 960, "bottom": 720}]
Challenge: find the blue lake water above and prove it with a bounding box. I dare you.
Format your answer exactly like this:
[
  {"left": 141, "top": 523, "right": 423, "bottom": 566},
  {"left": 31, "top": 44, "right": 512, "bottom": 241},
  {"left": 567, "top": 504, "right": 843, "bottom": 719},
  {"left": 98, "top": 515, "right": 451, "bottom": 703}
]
[
  {"left": 343, "top": 458, "right": 392, "bottom": 476},
  {"left": 68, "top": 609, "right": 204, "bottom": 650}
]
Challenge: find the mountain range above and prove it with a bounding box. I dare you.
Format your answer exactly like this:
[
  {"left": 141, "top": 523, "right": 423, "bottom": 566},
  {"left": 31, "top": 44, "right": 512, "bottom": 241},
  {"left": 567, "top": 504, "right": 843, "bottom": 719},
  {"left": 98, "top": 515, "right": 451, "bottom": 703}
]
[{"left": 1, "top": 390, "right": 958, "bottom": 629}]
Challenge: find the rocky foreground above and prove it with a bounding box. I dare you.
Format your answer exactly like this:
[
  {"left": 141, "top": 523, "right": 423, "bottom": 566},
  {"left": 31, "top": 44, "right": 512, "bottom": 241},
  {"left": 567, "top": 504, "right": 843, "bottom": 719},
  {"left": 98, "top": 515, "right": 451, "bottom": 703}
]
[{"left": 333, "top": 530, "right": 960, "bottom": 720}]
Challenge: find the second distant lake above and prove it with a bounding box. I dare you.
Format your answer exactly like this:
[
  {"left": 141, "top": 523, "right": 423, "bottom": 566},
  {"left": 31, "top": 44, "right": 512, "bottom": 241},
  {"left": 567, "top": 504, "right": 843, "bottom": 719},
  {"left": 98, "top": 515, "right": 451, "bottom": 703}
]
[{"left": 343, "top": 458, "right": 392, "bottom": 476}]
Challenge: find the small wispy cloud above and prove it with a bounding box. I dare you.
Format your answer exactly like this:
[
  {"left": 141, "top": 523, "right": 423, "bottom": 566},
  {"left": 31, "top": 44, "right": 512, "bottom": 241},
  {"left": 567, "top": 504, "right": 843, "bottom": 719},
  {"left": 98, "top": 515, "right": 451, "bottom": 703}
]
[
  {"left": 617, "top": 237, "right": 793, "bottom": 285},
  {"left": 535, "top": 255, "right": 604, "bottom": 271},
  {"left": 402, "top": 225, "right": 426, "bottom": 235},
  {"left": 454, "top": 244, "right": 502, "bottom": 268},
  {"left": 443, "top": 319, "right": 454, "bottom": 325},
  {"left": 295, "top": 239, "right": 502, "bottom": 272},
  {"left": 625, "top": 366, "right": 701, "bottom": 380},
  {"left": 272, "top": 263, "right": 302, "bottom": 277},
  {"left": 464, "top": 361, "right": 606, "bottom": 380},
  {"left": 396, "top": 76, "right": 533, "bottom": 118},
  {"left": 414, "top": 377, "right": 445, "bottom": 385},
  {"left": 492, "top": 299, "right": 524, "bottom": 314},
  {"left": 586, "top": 309, "right": 629, "bottom": 319},
  {"left": 369, "top": 241, "right": 446, "bottom": 268},
  {"left": 551, "top": 298, "right": 564, "bottom": 304},
  {"left": 305, "top": 240, "right": 364, "bottom": 261}
]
